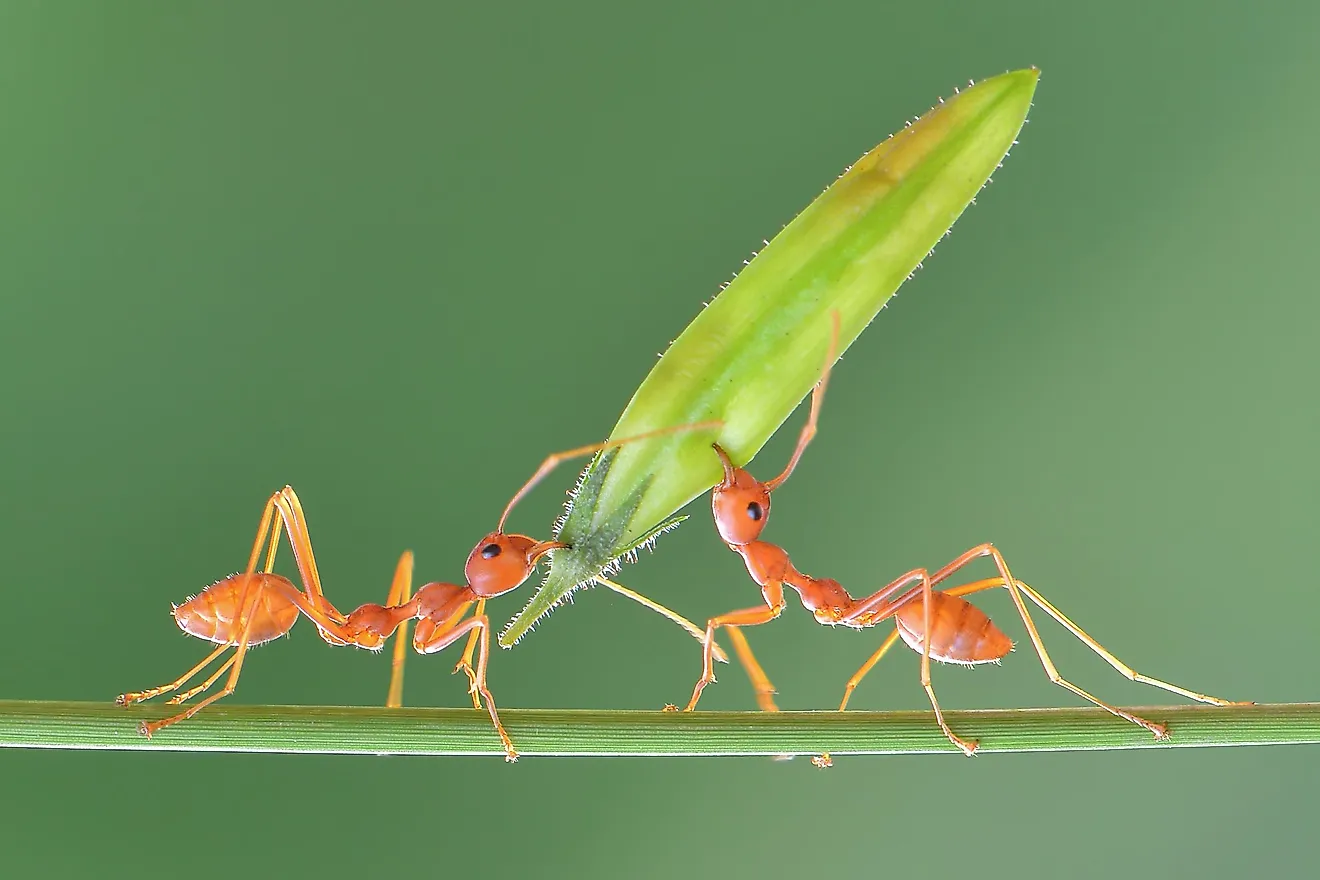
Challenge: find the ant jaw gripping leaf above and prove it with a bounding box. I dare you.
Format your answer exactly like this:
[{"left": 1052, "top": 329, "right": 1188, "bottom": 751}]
[{"left": 500, "top": 68, "right": 1040, "bottom": 647}]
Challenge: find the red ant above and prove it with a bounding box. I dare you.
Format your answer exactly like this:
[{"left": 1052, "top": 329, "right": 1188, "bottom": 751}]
[
  {"left": 119, "top": 421, "right": 723, "bottom": 761},
  {"left": 681, "top": 312, "right": 1247, "bottom": 756}
]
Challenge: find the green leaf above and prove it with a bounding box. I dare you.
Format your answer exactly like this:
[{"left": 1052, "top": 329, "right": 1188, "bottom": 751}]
[{"left": 502, "top": 68, "right": 1040, "bottom": 647}]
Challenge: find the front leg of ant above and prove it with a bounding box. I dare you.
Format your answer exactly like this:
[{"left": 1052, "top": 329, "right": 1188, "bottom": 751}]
[
  {"left": 414, "top": 612, "right": 518, "bottom": 762},
  {"left": 683, "top": 582, "right": 786, "bottom": 712},
  {"left": 453, "top": 598, "right": 486, "bottom": 710}
]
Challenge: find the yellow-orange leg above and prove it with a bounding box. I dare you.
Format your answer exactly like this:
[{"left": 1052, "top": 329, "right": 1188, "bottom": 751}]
[
  {"left": 724, "top": 626, "right": 779, "bottom": 712},
  {"left": 837, "top": 629, "right": 901, "bottom": 713},
  {"left": 120, "top": 488, "right": 360, "bottom": 735},
  {"left": 167, "top": 655, "right": 238, "bottom": 705},
  {"left": 1013, "top": 580, "right": 1249, "bottom": 708},
  {"left": 415, "top": 612, "right": 517, "bottom": 761},
  {"left": 453, "top": 599, "right": 486, "bottom": 710},
  {"left": 385, "top": 552, "right": 415, "bottom": 709},
  {"left": 911, "top": 568, "right": 978, "bottom": 756},
  {"left": 684, "top": 583, "right": 786, "bottom": 712},
  {"left": 116, "top": 641, "right": 232, "bottom": 706},
  {"left": 137, "top": 573, "right": 268, "bottom": 737},
  {"left": 116, "top": 492, "right": 286, "bottom": 724},
  {"left": 837, "top": 567, "right": 1250, "bottom": 747},
  {"left": 941, "top": 545, "right": 1168, "bottom": 741},
  {"left": 838, "top": 562, "right": 978, "bottom": 754}
]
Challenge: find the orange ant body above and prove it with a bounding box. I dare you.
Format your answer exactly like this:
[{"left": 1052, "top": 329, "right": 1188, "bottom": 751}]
[
  {"left": 119, "top": 422, "right": 723, "bottom": 761},
  {"left": 682, "top": 314, "right": 1246, "bottom": 756}
]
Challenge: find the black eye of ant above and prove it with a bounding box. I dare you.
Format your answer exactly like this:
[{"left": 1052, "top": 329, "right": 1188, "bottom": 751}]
[
  {"left": 481, "top": 543, "right": 502, "bottom": 559},
  {"left": 746, "top": 501, "right": 763, "bottom": 521}
]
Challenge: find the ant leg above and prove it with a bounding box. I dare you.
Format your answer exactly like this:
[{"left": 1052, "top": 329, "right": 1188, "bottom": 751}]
[
  {"left": 271, "top": 487, "right": 351, "bottom": 631},
  {"left": 1014, "top": 580, "right": 1251, "bottom": 709},
  {"left": 415, "top": 613, "right": 517, "bottom": 761},
  {"left": 724, "top": 626, "right": 779, "bottom": 712},
  {"left": 765, "top": 311, "right": 840, "bottom": 491},
  {"left": 117, "top": 642, "right": 231, "bottom": 705},
  {"left": 122, "top": 494, "right": 285, "bottom": 723},
  {"left": 139, "top": 575, "right": 267, "bottom": 737},
  {"left": 497, "top": 420, "right": 723, "bottom": 531},
  {"left": 167, "top": 655, "right": 238, "bottom": 705},
  {"left": 837, "top": 630, "right": 901, "bottom": 713},
  {"left": 453, "top": 599, "right": 485, "bottom": 710},
  {"left": 837, "top": 577, "right": 1009, "bottom": 711},
  {"left": 929, "top": 545, "right": 1174, "bottom": 739},
  {"left": 816, "top": 578, "right": 1010, "bottom": 766},
  {"left": 683, "top": 582, "right": 786, "bottom": 712},
  {"left": 385, "top": 552, "right": 415, "bottom": 709},
  {"left": 593, "top": 576, "right": 729, "bottom": 663},
  {"left": 913, "top": 570, "right": 979, "bottom": 755}
]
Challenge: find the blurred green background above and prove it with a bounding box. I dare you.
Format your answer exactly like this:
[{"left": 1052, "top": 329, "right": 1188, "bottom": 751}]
[{"left": 2, "top": 2, "right": 1315, "bottom": 878}]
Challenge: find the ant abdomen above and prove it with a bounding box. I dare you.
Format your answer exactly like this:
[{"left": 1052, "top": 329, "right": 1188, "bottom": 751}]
[
  {"left": 173, "top": 573, "right": 299, "bottom": 646},
  {"left": 893, "top": 592, "right": 1012, "bottom": 665}
]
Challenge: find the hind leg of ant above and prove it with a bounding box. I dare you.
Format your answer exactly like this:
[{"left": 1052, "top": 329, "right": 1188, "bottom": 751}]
[
  {"left": 385, "top": 551, "right": 415, "bottom": 709},
  {"left": 119, "top": 498, "right": 284, "bottom": 712},
  {"left": 453, "top": 599, "right": 486, "bottom": 710},
  {"left": 268, "top": 486, "right": 357, "bottom": 633},
  {"left": 724, "top": 626, "right": 780, "bottom": 712},
  {"left": 167, "top": 654, "right": 238, "bottom": 705},
  {"left": 914, "top": 544, "right": 1183, "bottom": 738},
  {"left": 683, "top": 582, "right": 786, "bottom": 712},
  {"left": 414, "top": 612, "right": 518, "bottom": 761},
  {"left": 140, "top": 587, "right": 267, "bottom": 737},
  {"left": 117, "top": 642, "right": 233, "bottom": 706},
  {"left": 1012, "top": 580, "right": 1250, "bottom": 713}
]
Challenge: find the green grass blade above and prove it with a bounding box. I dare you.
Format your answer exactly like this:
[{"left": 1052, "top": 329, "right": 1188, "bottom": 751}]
[
  {"left": 503, "top": 68, "right": 1040, "bottom": 645},
  {"left": 3, "top": 701, "right": 1315, "bottom": 757}
]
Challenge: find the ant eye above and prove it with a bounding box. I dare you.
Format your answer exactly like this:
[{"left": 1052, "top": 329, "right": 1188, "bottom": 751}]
[
  {"left": 746, "top": 502, "right": 763, "bottom": 521},
  {"left": 480, "top": 543, "right": 502, "bottom": 559}
]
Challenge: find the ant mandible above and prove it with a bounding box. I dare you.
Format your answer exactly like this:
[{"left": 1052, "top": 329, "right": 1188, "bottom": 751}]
[
  {"left": 119, "top": 420, "right": 723, "bottom": 761},
  {"left": 681, "top": 312, "right": 1247, "bottom": 756}
]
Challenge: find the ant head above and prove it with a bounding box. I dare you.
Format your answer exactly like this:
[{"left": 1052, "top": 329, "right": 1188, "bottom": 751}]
[
  {"left": 711, "top": 443, "right": 771, "bottom": 546},
  {"left": 465, "top": 532, "right": 565, "bottom": 598}
]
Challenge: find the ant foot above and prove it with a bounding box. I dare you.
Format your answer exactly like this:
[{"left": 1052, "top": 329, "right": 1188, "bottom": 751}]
[
  {"left": 811, "top": 753, "right": 833, "bottom": 769},
  {"left": 137, "top": 721, "right": 154, "bottom": 738},
  {"left": 1150, "top": 722, "right": 1171, "bottom": 741},
  {"left": 452, "top": 661, "right": 478, "bottom": 689},
  {"left": 661, "top": 704, "right": 679, "bottom": 712}
]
